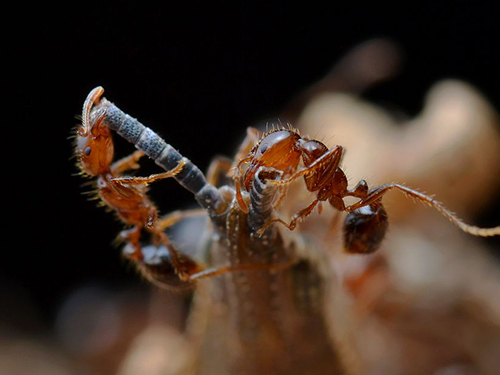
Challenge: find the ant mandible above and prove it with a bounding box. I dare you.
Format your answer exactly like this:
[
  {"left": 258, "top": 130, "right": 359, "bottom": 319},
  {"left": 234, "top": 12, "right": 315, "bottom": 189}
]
[
  {"left": 75, "top": 87, "right": 204, "bottom": 279},
  {"left": 234, "top": 127, "right": 500, "bottom": 253}
]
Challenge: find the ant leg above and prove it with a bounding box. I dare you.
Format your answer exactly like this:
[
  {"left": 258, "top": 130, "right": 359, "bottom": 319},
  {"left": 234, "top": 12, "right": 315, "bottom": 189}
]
[
  {"left": 269, "top": 145, "right": 343, "bottom": 187},
  {"left": 111, "top": 159, "right": 186, "bottom": 186},
  {"left": 273, "top": 184, "right": 289, "bottom": 210},
  {"left": 231, "top": 127, "right": 261, "bottom": 174},
  {"left": 111, "top": 150, "right": 146, "bottom": 175},
  {"left": 206, "top": 156, "right": 233, "bottom": 186},
  {"left": 258, "top": 199, "right": 321, "bottom": 234},
  {"left": 155, "top": 208, "right": 207, "bottom": 231},
  {"left": 346, "top": 182, "right": 500, "bottom": 237},
  {"left": 186, "top": 256, "right": 297, "bottom": 281},
  {"left": 155, "top": 231, "right": 206, "bottom": 281},
  {"left": 120, "top": 226, "right": 143, "bottom": 261},
  {"left": 131, "top": 243, "right": 193, "bottom": 290},
  {"left": 234, "top": 155, "right": 254, "bottom": 214}
]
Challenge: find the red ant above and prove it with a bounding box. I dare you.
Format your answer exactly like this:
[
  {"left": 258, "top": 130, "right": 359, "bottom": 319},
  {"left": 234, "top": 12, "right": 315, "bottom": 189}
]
[
  {"left": 75, "top": 87, "right": 204, "bottom": 280},
  {"left": 234, "top": 127, "right": 500, "bottom": 253}
]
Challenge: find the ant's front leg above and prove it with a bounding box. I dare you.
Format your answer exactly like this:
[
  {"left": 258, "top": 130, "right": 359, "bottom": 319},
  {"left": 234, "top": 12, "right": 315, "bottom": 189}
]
[
  {"left": 111, "top": 159, "right": 186, "bottom": 186},
  {"left": 111, "top": 150, "right": 146, "bottom": 175},
  {"left": 155, "top": 208, "right": 207, "bottom": 231}
]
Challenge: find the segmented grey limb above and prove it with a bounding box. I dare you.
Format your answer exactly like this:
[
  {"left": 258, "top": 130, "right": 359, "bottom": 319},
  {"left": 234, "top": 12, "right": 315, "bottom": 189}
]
[
  {"left": 247, "top": 167, "right": 284, "bottom": 232},
  {"left": 93, "top": 99, "right": 224, "bottom": 214}
]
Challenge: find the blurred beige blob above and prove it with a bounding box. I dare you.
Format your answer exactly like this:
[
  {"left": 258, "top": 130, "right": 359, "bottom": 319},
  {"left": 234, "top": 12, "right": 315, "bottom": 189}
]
[
  {"left": 0, "top": 338, "right": 74, "bottom": 375},
  {"left": 118, "top": 324, "right": 194, "bottom": 375}
]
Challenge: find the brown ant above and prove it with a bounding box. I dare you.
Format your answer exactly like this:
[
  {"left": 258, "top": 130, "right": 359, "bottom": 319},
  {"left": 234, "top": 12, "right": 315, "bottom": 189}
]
[
  {"left": 234, "top": 127, "right": 500, "bottom": 253},
  {"left": 75, "top": 87, "right": 204, "bottom": 280}
]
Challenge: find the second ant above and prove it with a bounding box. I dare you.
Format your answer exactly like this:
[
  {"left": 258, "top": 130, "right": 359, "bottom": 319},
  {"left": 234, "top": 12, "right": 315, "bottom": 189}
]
[{"left": 233, "top": 127, "right": 500, "bottom": 254}]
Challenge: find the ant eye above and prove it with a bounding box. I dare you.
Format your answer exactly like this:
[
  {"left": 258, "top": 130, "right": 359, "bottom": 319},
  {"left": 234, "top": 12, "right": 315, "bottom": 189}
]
[{"left": 84, "top": 147, "right": 92, "bottom": 156}]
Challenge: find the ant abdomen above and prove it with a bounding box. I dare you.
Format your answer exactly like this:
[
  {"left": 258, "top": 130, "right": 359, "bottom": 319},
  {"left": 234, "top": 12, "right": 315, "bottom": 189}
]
[{"left": 343, "top": 201, "right": 389, "bottom": 254}]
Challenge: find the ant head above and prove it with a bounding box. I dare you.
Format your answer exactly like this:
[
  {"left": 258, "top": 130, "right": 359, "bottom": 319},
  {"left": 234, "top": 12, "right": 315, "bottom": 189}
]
[
  {"left": 242, "top": 129, "right": 301, "bottom": 191},
  {"left": 298, "top": 139, "right": 329, "bottom": 167},
  {"left": 76, "top": 87, "right": 114, "bottom": 176},
  {"left": 253, "top": 129, "right": 301, "bottom": 159}
]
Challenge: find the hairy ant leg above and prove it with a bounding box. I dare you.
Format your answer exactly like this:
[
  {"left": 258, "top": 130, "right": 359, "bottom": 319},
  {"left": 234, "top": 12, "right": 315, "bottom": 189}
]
[
  {"left": 258, "top": 199, "right": 321, "bottom": 234},
  {"left": 346, "top": 182, "right": 500, "bottom": 237},
  {"left": 186, "top": 255, "right": 297, "bottom": 281},
  {"left": 232, "top": 127, "right": 261, "bottom": 173},
  {"left": 206, "top": 156, "right": 233, "bottom": 186},
  {"left": 128, "top": 243, "right": 194, "bottom": 290},
  {"left": 110, "top": 150, "right": 145, "bottom": 174},
  {"left": 111, "top": 158, "right": 186, "bottom": 186},
  {"left": 272, "top": 183, "right": 289, "bottom": 210},
  {"left": 155, "top": 208, "right": 207, "bottom": 231}
]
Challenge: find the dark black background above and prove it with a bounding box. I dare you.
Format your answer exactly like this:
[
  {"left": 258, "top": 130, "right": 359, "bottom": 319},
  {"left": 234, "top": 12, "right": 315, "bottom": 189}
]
[{"left": 5, "top": 2, "right": 500, "bottom": 332}]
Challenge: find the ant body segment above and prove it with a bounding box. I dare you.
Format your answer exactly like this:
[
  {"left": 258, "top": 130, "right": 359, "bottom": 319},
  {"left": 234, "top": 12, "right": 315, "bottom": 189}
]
[{"left": 234, "top": 127, "right": 500, "bottom": 253}]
